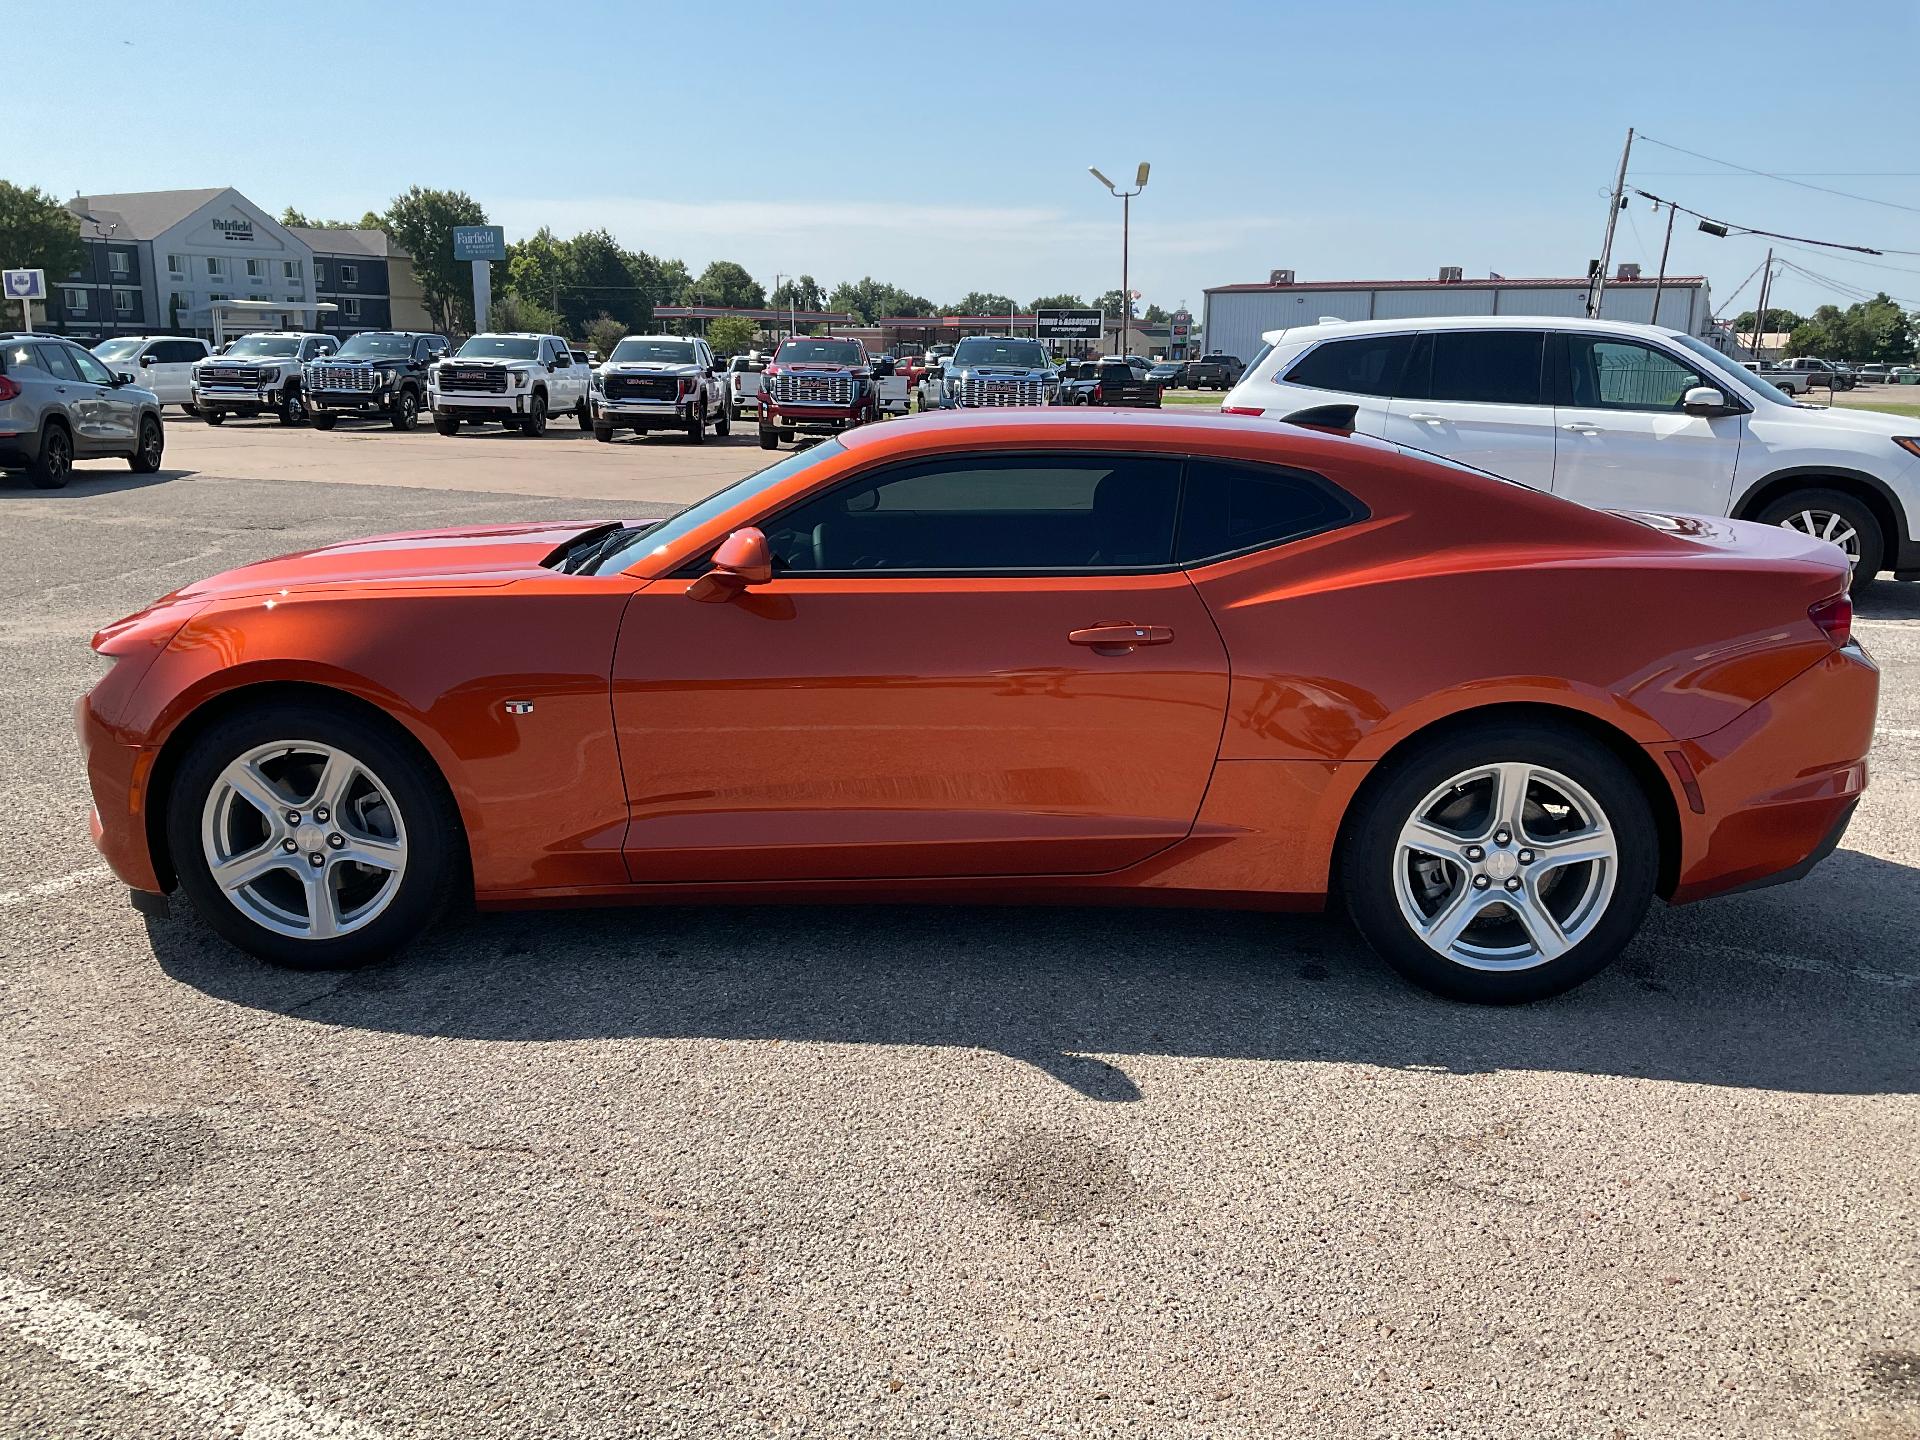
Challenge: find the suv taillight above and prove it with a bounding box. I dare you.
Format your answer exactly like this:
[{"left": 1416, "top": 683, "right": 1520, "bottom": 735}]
[
  {"left": 1809, "top": 592, "right": 1853, "bottom": 647},
  {"left": 0, "top": 376, "right": 19, "bottom": 402}
]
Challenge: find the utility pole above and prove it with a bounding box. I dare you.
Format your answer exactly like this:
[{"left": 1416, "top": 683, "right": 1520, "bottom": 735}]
[
  {"left": 1650, "top": 199, "right": 1677, "bottom": 327},
  {"left": 1091, "top": 162, "right": 1149, "bottom": 357},
  {"left": 1749, "top": 248, "right": 1775, "bottom": 360},
  {"left": 1588, "top": 127, "right": 1634, "bottom": 318}
]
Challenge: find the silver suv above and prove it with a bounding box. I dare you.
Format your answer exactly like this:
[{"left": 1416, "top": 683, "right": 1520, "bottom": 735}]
[{"left": 0, "top": 333, "right": 166, "bottom": 488}]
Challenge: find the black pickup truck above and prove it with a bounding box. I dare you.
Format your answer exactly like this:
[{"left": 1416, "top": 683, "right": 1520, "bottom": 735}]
[
  {"left": 1060, "top": 361, "right": 1163, "bottom": 407},
  {"left": 1184, "top": 352, "right": 1244, "bottom": 390},
  {"left": 304, "top": 330, "right": 450, "bottom": 430}
]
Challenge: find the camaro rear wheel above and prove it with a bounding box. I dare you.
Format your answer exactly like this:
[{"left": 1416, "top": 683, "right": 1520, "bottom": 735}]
[
  {"left": 1342, "top": 723, "right": 1656, "bottom": 1003},
  {"left": 167, "top": 704, "right": 462, "bottom": 969}
]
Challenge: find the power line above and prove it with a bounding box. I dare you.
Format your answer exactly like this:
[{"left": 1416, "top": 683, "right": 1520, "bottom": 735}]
[
  {"left": 1709, "top": 257, "right": 1768, "bottom": 320},
  {"left": 1776, "top": 257, "right": 1920, "bottom": 310},
  {"left": 1635, "top": 170, "right": 1920, "bottom": 179},
  {"left": 1628, "top": 187, "right": 1909, "bottom": 255},
  {"left": 1636, "top": 133, "right": 1920, "bottom": 215}
]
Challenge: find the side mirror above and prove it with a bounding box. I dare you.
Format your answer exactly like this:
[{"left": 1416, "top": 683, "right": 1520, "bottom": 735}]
[
  {"left": 139, "top": 354, "right": 155, "bottom": 365},
  {"left": 687, "top": 526, "right": 773, "bottom": 603},
  {"left": 1682, "top": 385, "right": 1734, "bottom": 416},
  {"left": 546, "top": 361, "right": 558, "bottom": 372},
  {"left": 114, "top": 371, "right": 136, "bottom": 385}
]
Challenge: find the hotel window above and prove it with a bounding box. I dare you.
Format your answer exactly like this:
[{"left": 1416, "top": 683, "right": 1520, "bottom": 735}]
[
  {"left": 246, "top": 258, "right": 265, "bottom": 280},
  {"left": 108, "top": 251, "right": 130, "bottom": 277},
  {"left": 114, "top": 290, "right": 135, "bottom": 317},
  {"left": 339, "top": 263, "right": 358, "bottom": 286},
  {"left": 283, "top": 259, "right": 303, "bottom": 281},
  {"left": 342, "top": 296, "right": 362, "bottom": 321},
  {"left": 64, "top": 289, "right": 88, "bottom": 314},
  {"left": 168, "top": 254, "right": 186, "bottom": 277},
  {"left": 206, "top": 256, "right": 226, "bottom": 279}
]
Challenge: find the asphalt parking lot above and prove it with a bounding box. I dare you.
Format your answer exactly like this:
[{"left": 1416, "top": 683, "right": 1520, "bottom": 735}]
[{"left": 3, "top": 420, "right": 1918, "bottom": 1439}]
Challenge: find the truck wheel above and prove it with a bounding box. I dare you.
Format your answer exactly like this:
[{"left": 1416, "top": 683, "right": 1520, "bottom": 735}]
[
  {"left": 593, "top": 422, "right": 614, "bottom": 443},
  {"left": 277, "top": 385, "right": 306, "bottom": 425},
  {"left": 685, "top": 401, "right": 706, "bottom": 445},
  {"left": 758, "top": 424, "right": 779, "bottom": 451},
  {"left": 389, "top": 389, "right": 419, "bottom": 431},
  {"left": 714, "top": 404, "right": 731, "bottom": 438},
  {"left": 203, "top": 410, "right": 225, "bottom": 426},
  {"left": 779, "top": 429, "right": 795, "bottom": 443},
  {"left": 523, "top": 393, "right": 548, "bottom": 437},
  {"left": 433, "top": 414, "right": 459, "bottom": 437},
  {"left": 1756, "top": 488, "right": 1884, "bottom": 594},
  {"left": 576, "top": 400, "right": 592, "bottom": 431},
  {"left": 312, "top": 413, "right": 338, "bottom": 431}
]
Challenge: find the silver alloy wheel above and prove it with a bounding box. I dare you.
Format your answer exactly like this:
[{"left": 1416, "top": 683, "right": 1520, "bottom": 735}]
[
  {"left": 139, "top": 421, "right": 163, "bottom": 468},
  {"left": 1392, "top": 762, "right": 1618, "bottom": 972},
  {"left": 1780, "top": 508, "right": 1861, "bottom": 568},
  {"left": 199, "top": 740, "right": 408, "bottom": 941}
]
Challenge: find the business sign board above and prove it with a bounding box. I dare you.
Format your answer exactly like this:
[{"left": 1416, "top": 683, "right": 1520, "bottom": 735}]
[
  {"left": 1036, "top": 307, "right": 1102, "bottom": 341},
  {"left": 452, "top": 225, "right": 506, "bottom": 262},
  {"left": 1170, "top": 308, "right": 1191, "bottom": 342},
  {"left": 4, "top": 269, "right": 47, "bottom": 302}
]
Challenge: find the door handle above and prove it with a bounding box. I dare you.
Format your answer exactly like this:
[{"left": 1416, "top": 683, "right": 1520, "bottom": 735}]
[
  {"left": 1404, "top": 412, "right": 1446, "bottom": 424},
  {"left": 1070, "top": 623, "right": 1174, "bottom": 654},
  {"left": 1562, "top": 421, "right": 1603, "bottom": 434}
]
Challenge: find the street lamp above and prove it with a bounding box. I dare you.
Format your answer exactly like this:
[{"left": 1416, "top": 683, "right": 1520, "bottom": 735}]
[{"left": 1090, "top": 161, "right": 1149, "bottom": 356}]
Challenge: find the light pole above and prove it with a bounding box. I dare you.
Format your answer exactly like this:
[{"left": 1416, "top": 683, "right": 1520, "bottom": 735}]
[{"left": 1090, "top": 161, "right": 1148, "bottom": 356}]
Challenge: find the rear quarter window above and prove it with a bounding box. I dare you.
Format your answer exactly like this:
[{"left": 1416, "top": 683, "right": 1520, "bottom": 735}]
[
  {"left": 1285, "top": 334, "right": 1412, "bottom": 397},
  {"left": 1176, "top": 458, "right": 1365, "bottom": 563}
]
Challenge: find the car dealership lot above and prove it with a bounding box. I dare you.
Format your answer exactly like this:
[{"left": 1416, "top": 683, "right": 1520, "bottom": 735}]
[{"left": 3, "top": 428, "right": 1919, "bottom": 1438}]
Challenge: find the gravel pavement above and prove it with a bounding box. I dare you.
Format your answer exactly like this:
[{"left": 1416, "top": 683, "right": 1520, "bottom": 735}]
[{"left": 2, "top": 428, "right": 1916, "bottom": 1439}]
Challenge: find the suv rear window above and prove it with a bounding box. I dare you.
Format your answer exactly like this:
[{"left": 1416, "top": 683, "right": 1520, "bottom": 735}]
[{"left": 1285, "top": 334, "right": 1412, "bottom": 397}]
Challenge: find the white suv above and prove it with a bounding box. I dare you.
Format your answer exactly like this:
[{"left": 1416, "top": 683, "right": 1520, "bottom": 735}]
[
  {"left": 90, "top": 336, "right": 212, "bottom": 411},
  {"left": 1221, "top": 315, "right": 1920, "bottom": 591}
]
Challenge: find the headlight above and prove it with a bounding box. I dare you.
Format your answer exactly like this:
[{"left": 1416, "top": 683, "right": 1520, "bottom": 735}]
[
  {"left": 590, "top": 371, "right": 603, "bottom": 392},
  {"left": 258, "top": 367, "right": 280, "bottom": 383},
  {"left": 375, "top": 366, "right": 397, "bottom": 384},
  {"left": 513, "top": 371, "right": 529, "bottom": 389},
  {"left": 1894, "top": 436, "right": 1920, "bottom": 459}
]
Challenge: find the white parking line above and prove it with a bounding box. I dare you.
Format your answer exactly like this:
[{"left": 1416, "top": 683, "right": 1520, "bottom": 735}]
[
  {"left": 0, "top": 1274, "right": 388, "bottom": 1440},
  {"left": 0, "top": 865, "right": 114, "bottom": 909}
]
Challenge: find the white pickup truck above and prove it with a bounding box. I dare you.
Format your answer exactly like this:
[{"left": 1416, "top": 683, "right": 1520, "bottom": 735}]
[
  {"left": 871, "top": 355, "right": 911, "bottom": 417},
  {"left": 725, "top": 353, "right": 766, "bottom": 422},
  {"left": 428, "top": 332, "right": 592, "bottom": 436},
  {"left": 192, "top": 332, "right": 338, "bottom": 424},
  {"left": 1745, "top": 360, "right": 1813, "bottom": 396}
]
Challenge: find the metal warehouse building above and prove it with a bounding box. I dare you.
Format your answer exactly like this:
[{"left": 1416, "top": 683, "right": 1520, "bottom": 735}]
[{"left": 1202, "top": 270, "right": 1714, "bottom": 368}]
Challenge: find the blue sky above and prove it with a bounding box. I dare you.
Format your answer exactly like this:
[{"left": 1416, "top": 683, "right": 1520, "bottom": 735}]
[{"left": 14, "top": 0, "right": 1919, "bottom": 319}]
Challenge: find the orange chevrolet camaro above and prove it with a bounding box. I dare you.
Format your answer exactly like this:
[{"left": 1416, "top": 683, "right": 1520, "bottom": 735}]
[{"left": 77, "top": 410, "right": 1878, "bottom": 1002}]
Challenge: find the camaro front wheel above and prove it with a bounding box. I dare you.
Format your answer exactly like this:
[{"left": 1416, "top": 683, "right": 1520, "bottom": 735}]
[
  {"left": 1342, "top": 723, "right": 1657, "bottom": 1003},
  {"left": 167, "top": 703, "right": 463, "bottom": 969}
]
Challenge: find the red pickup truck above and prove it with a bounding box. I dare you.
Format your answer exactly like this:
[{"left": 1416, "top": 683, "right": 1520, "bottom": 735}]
[{"left": 758, "top": 336, "right": 878, "bottom": 450}]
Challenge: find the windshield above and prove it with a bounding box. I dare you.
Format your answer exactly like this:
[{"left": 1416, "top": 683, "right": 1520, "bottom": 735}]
[
  {"left": 457, "top": 335, "right": 540, "bottom": 361},
  {"left": 337, "top": 333, "right": 416, "bottom": 358},
  {"left": 777, "top": 339, "right": 863, "bottom": 366},
  {"left": 953, "top": 338, "right": 1048, "bottom": 369},
  {"left": 224, "top": 335, "right": 303, "bottom": 359},
  {"left": 610, "top": 338, "right": 697, "bottom": 364},
  {"left": 589, "top": 439, "right": 847, "bottom": 575},
  {"left": 93, "top": 339, "right": 142, "bottom": 361},
  {"left": 1671, "top": 332, "right": 1794, "bottom": 405}
]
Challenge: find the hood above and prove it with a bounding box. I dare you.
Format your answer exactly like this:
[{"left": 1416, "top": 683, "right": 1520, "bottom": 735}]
[
  {"left": 602, "top": 360, "right": 702, "bottom": 376},
  {"left": 772, "top": 362, "right": 868, "bottom": 376},
  {"left": 1749, "top": 398, "right": 1920, "bottom": 442},
  {"left": 152, "top": 520, "right": 615, "bottom": 603},
  {"left": 440, "top": 357, "right": 538, "bottom": 370},
  {"left": 950, "top": 363, "right": 1055, "bottom": 379}
]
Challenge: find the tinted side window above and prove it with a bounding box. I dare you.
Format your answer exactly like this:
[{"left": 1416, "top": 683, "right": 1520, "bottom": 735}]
[
  {"left": 40, "top": 345, "right": 81, "bottom": 381},
  {"left": 3, "top": 342, "right": 48, "bottom": 374},
  {"left": 764, "top": 455, "right": 1182, "bottom": 573},
  {"left": 1285, "top": 334, "right": 1412, "bottom": 397},
  {"left": 1175, "top": 459, "right": 1361, "bottom": 563},
  {"left": 158, "top": 340, "right": 201, "bottom": 364},
  {"left": 1410, "top": 331, "right": 1545, "bottom": 405},
  {"left": 1567, "top": 337, "right": 1704, "bottom": 411}
]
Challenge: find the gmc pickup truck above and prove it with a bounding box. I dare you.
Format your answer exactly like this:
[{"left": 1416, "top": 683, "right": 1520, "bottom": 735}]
[
  {"left": 429, "top": 332, "right": 592, "bottom": 436},
  {"left": 758, "top": 336, "right": 878, "bottom": 449},
  {"left": 305, "top": 330, "right": 449, "bottom": 430},
  {"left": 591, "top": 334, "right": 727, "bottom": 443},
  {"left": 1059, "top": 359, "right": 1162, "bottom": 407}
]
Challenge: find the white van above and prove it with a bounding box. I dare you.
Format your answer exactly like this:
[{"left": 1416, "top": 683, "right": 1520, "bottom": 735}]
[
  {"left": 90, "top": 336, "right": 213, "bottom": 411},
  {"left": 1221, "top": 315, "right": 1920, "bottom": 590}
]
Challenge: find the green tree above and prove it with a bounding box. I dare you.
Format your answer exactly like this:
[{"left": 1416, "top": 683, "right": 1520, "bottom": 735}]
[
  {"left": 0, "top": 181, "right": 84, "bottom": 287},
  {"left": 1732, "top": 307, "right": 1805, "bottom": 336},
  {"left": 557, "top": 229, "right": 644, "bottom": 331},
  {"left": 1030, "top": 293, "right": 1087, "bottom": 312},
  {"left": 382, "top": 186, "right": 488, "bottom": 333},
  {"left": 770, "top": 274, "right": 824, "bottom": 312},
  {"left": 708, "top": 314, "right": 757, "bottom": 356},
  {"left": 829, "top": 277, "right": 935, "bottom": 323},
  {"left": 488, "top": 289, "right": 562, "bottom": 335},
  {"left": 1783, "top": 295, "right": 1914, "bottom": 362},
  {"left": 1093, "top": 288, "right": 1137, "bottom": 319},
  {"left": 585, "top": 314, "right": 627, "bottom": 358},
  {"left": 656, "top": 257, "right": 692, "bottom": 307},
  {"left": 280, "top": 206, "right": 382, "bottom": 231},
  {"left": 689, "top": 260, "right": 764, "bottom": 310},
  {"left": 1143, "top": 303, "right": 1169, "bottom": 325},
  {"left": 506, "top": 227, "right": 567, "bottom": 313},
  {"left": 951, "top": 291, "right": 1019, "bottom": 318}
]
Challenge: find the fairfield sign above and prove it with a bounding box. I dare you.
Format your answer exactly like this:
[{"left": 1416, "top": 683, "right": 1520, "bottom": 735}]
[{"left": 212, "top": 216, "right": 255, "bottom": 242}]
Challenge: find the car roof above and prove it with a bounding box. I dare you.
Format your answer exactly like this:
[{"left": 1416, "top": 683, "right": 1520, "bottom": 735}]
[
  {"left": 835, "top": 404, "right": 1403, "bottom": 458},
  {"left": 1261, "top": 313, "right": 1694, "bottom": 346}
]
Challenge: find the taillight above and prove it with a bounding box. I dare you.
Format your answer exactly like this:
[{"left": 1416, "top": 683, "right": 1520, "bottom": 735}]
[
  {"left": 0, "top": 376, "right": 20, "bottom": 402},
  {"left": 1221, "top": 405, "right": 1265, "bottom": 416},
  {"left": 1092, "top": 385, "right": 1103, "bottom": 403},
  {"left": 1809, "top": 592, "right": 1853, "bottom": 647}
]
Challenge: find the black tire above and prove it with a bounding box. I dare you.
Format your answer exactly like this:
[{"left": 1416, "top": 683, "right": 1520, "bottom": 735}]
[
  {"left": 501, "top": 416, "right": 523, "bottom": 433},
  {"left": 166, "top": 700, "right": 464, "bottom": 971},
  {"left": 575, "top": 400, "right": 592, "bottom": 432},
  {"left": 277, "top": 385, "right": 306, "bottom": 425},
  {"left": 433, "top": 414, "right": 459, "bottom": 436},
  {"left": 203, "top": 409, "right": 225, "bottom": 426},
  {"left": 685, "top": 401, "right": 706, "bottom": 444},
  {"left": 390, "top": 388, "right": 420, "bottom": 431},
  {"left": 182, "top": 403, "right": 199, "bottom": 417},
  {"left": 1341, "top": 721, "right": 1657, "bottom": 1004},
  {"left": 779, "top": 429, "right": 794, "bottom": 443},
  {"left": 523, "top": 393, "right": 548, "bottom": 437},
  {"left": 311, "top": 413, "right": 338, "bottom": 431},
  {"left": 758, "top": 425, "right": 779, "bottom": 450},
  {"left": 593, "top": 422, "right": 614, "bottom": 443},
  {"left": 28, "top": 421, "right": 73, "bottom": 488},
  {"left": 715, "top": 403, "right": 731, "bottom": 438},
  {"left": 1754, "top": 487, "right": 1884, "bottom": 595},
  {"left": 129, "top": 415, "right": 164, "bottom": 474}
]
